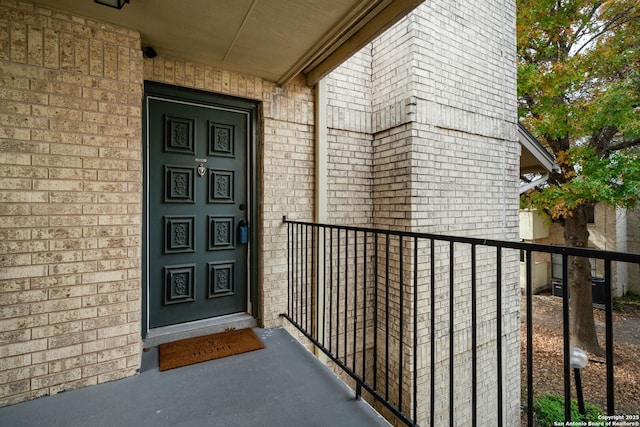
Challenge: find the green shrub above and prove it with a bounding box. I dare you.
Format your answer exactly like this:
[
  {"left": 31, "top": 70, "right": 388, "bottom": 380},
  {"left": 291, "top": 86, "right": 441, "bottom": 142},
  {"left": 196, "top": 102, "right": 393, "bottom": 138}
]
[{"left": 534, "top": 394, "right": 603, "bottom": 427}]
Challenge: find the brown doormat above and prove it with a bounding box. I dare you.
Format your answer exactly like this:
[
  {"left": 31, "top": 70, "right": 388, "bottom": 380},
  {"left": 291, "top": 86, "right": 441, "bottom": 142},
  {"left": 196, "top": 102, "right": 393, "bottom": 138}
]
[{"left": 159, "top": 328, "right": 264, "bottom": 371}]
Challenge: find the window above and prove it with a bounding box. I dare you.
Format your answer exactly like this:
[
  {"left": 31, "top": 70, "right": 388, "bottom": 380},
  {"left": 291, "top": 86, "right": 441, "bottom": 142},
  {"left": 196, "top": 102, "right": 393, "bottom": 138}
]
[
  {"left": 586, "top": 205, "right": 595, "bottom": 224},
  {"left": 551, "top": 253, "right": 596, "bottom": 279}
]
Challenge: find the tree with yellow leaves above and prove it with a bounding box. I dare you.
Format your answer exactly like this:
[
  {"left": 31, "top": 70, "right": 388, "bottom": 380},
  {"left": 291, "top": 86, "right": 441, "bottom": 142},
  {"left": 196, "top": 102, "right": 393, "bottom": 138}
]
[{"left": 518, "top": 0, "right": 640, "bottom": 355}]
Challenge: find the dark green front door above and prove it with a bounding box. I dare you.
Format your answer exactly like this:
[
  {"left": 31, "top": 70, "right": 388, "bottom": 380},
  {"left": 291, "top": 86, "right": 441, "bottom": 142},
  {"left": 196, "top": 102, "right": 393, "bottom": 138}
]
[{"left": 146, "top": 89, "right": 251, "bottom": 329}]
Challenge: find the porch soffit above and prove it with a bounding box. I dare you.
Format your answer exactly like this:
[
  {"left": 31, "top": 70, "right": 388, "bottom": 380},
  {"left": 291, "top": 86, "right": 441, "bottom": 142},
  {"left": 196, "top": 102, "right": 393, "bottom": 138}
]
[
  {"left": 519, "top": 123, "right": 557, "bottom": 175},
  {"left": 34, "top": 0, "right": 423, "bottom": 86}
]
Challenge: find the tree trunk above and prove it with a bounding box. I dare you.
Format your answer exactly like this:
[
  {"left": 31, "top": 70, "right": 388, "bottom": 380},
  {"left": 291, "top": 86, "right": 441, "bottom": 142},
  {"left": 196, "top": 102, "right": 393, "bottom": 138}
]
[{"left": 564, "top": 205, "right": 604, "bottom": 356}]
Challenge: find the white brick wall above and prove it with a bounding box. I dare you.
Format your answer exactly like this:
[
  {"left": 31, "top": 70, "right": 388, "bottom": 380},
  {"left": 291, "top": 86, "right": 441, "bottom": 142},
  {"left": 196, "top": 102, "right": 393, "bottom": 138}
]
[{"left": 325, "top": 50, "right": 374, "bottom": 227}]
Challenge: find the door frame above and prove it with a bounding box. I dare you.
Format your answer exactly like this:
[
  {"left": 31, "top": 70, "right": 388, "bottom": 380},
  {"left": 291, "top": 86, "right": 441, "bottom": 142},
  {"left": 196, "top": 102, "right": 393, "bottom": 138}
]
[{"left": 141, "top": 81, "right": 260, "bottom": 337}]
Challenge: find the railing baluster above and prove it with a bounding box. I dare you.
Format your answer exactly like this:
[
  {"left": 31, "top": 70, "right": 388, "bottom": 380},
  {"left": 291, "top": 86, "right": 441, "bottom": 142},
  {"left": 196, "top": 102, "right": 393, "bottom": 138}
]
[
  {"left": 430, "top": 238, "right": 435, "bottom": 427},
  {"left": 305, "top": 224, "right": 309, "bottom": 333},
  {"left": 309, "top": 226, "right": 320, "bottom": 339},
  {"left": 526, "top": 250, "right": 534, "bottom": 427},
  {"left": 450, "top": 241, "right": 455, "bottom": 427},
  {"left": 471, "top": 243, "right": 477, "bottom": 427},
  {"left": 385, "top": 233, "right": 390, "bottom": 400},
  {"left": 399, "top": 235, "right": 404, "bottom": 413},
  {"left": 300, "top": 223, "right": 304, "bottom": 327},
  {"left": 322, "top": 226, "right": 327, "bottom": 347},
  {"left": 299, "top": 223, "right": 303, "bottom": 326},
  {"left": 336, "top": 228, "right": 340, "bottom": 357},
  {"left": 312, "top": 224, "right": 317, "bottom": 342},
  {"left": 308, "top": 224, "right": 312, "bottom": 337},
  {"left": 302, "top": 224, "right": 305, "bottom": 331},
  {"left": 562, "top": 254, "right": 571, "bottom": 422},
  {"left": 345, "top": 230, "right": 349, "bottom": 366},
  {"left": 295, "top": 223, "right": 299, "bottom": 325},
  {"left": 291, "top": 223, "right": 295, "bottom": 322},
  {"left": 363, "top": 232, "right": 368, "bottom": 384},
  {"left": 412, "top": 237, "right": 418, "bottom": 424},
  {"left": 353, "top": 231, "right": 358, "bottom": 375},
  {"left": 287, "top": 222, "right": 291, "bottom": 322},
  {"left": 497, "top": 246, "right": 503, "bottom": 427},
  {"left": 293, "top": 223, "right": 296, "bottom": 320},
  {"left": 329, "top": 228, "right": 333, "bottom": 355},
  {"left": 374, "top": 233, "right": 379, "bottom": 391},
  {"left": 605, "top": 259, "right": 614, "bottom": 414}
]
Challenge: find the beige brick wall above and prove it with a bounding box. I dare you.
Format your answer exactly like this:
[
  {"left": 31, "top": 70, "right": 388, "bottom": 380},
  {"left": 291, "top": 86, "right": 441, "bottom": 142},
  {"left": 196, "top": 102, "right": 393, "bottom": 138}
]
[
  {"left": 0, "top": 1, "right": 317, "bottom": 403},
  {"left": 0, "top": 0, "right": 319, "bottom": 406},
  {"left": 0, "top": 1, "right": 143, "bottom": 406},
  {"left": 323, "top": 1, "right": 521, "bottom": 425},
  {"left": 0, "top": 1, "right": 523, "bottom": 422}
]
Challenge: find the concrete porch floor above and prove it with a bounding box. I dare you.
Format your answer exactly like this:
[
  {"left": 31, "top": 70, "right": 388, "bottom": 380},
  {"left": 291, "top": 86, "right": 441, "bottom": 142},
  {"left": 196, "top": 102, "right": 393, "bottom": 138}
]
[{"left": 0, "top": 328, "right": 389, "bottom": 427}]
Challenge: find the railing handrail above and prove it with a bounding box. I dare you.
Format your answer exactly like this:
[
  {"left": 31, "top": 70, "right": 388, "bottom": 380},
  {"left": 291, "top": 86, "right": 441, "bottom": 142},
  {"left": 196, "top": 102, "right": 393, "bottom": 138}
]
[{"left": 282, "top": 216, "right": 640, "bottom": 263}]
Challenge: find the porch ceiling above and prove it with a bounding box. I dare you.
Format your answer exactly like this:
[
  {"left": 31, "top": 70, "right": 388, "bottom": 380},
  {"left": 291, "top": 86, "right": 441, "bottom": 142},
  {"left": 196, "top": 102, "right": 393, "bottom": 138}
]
[{"left": 34, "top": 0, "right": 423, "bottom": 86}]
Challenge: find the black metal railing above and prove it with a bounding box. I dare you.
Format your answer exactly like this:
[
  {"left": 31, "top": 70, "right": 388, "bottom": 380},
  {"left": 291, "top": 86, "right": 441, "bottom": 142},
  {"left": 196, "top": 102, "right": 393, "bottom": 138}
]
[{"left": 281, "top": 217, "right": 640, "bottom": 427}]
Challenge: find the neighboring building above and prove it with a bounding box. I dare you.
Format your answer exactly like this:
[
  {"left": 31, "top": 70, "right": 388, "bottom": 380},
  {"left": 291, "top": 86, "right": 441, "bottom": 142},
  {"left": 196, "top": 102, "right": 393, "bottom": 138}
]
[
  {"left": 621, "top": 207, "right": 640, "bottom": 294},
  {"left": 518, "top": 124, "right": 640, "bottom": 296},
  {"left": 518, "top": 123, "right": 557, "bottom": 294},
  {"left": 0, "top": 1, "right": 520, "bottom": 425},
  {"left": 524, "top": 205, "right": 640, "bottom": 296}
]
